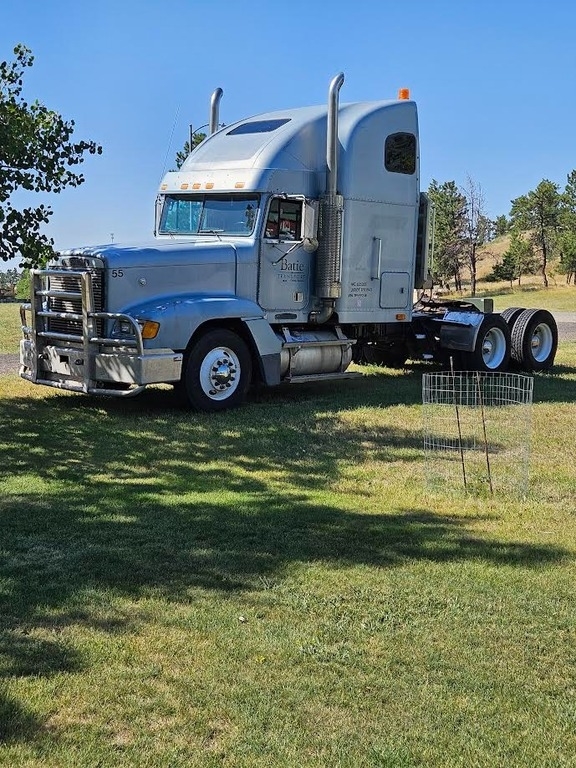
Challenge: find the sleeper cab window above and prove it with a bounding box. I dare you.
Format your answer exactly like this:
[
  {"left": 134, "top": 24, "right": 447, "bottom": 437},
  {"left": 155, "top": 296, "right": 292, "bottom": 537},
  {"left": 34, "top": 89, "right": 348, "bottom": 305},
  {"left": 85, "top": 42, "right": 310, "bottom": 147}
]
[
  {"left": 385, "top": 132, "right": 416, "bottom": 174},
  {"left": 265, "top": 198, "right": 303, "bottom": 240}
]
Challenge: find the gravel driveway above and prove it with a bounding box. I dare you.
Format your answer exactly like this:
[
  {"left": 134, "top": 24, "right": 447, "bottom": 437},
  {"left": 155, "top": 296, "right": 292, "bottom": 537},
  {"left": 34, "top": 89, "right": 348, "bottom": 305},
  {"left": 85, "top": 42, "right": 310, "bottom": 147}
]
[
  {"left": 554, "top": 311, "right": 576, "bottom": 342},
  {"left": 0, "top": 353, "right": 19, "bottom": 376},
  {"left": 1, "top": 312, "right": 574, "bottom": 378}
]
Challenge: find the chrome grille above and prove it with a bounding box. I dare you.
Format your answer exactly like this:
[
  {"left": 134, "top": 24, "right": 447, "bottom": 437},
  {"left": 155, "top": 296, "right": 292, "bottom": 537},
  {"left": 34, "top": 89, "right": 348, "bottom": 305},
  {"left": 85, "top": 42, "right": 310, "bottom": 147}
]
[{"left": 47, "top": 269, "right": 104, "bottom": 336}]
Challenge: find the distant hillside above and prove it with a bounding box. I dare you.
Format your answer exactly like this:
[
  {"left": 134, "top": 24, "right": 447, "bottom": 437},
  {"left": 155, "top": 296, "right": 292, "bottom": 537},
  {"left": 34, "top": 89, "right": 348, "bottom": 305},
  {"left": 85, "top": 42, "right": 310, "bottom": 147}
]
[
  {"left": 476, "top": 234, "right": 511, "bottom": 278},
  {"left": 453, "top": 233, "right": 572, "bottom": 295}
]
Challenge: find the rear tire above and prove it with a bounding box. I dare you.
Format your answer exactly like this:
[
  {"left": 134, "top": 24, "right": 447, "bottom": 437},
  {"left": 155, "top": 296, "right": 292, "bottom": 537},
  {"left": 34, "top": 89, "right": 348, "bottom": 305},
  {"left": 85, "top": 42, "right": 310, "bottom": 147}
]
[
  {"left": 511, "top": 309, "right": 558, "bottom": 371},
  {"left": 183, "top": 329, "right": 252, "bottom": 412},
  {"left": 500, "top": 306, "right": 525, "bottom": 329},
  {"left": 461, "top": 314, "right": 511, "bottom": 372}
]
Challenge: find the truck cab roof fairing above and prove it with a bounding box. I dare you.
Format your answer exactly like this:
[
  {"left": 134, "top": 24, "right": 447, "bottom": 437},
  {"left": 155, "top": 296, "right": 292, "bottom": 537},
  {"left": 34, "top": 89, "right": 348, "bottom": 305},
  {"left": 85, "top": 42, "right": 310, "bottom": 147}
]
[{"left": 173, "top": 101, "right": 417, "bottom": 188}]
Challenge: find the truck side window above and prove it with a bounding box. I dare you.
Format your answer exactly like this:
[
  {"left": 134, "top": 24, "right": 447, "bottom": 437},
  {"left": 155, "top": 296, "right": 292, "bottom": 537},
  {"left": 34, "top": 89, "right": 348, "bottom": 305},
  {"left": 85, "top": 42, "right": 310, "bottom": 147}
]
[
  {"left": 265, "top": 198, "right": 302, "bottom": 240},
  {"left": 385, "top": 132, "right": 416, "bottom": 175}
]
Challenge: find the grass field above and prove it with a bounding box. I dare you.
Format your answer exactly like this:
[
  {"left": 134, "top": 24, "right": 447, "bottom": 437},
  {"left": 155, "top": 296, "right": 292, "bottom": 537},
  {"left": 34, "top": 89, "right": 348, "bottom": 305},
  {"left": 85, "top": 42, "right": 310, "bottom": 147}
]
[
  {"left": 0, "top": 304, "right": 22, "bottom": 354},
  {"left": 477, "top": 283, "right": 576, "bottom": 312},
  {"left": 1, "top": 321, "right": 575, "bottom": 765}
]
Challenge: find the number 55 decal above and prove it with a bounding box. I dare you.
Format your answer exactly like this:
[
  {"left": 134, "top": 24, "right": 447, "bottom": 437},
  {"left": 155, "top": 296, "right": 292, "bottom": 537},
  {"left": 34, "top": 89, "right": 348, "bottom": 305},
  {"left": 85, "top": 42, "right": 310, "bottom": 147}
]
[{"left": 111, "top": 269, "right": 124, "bottom": 278}]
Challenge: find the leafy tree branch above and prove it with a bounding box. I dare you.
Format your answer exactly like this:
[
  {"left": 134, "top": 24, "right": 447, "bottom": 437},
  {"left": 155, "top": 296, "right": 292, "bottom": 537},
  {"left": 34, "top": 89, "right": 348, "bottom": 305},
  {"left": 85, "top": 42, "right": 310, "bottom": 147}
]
[{"left": 0, "top": 44, "right": 102, "bottom": 266}]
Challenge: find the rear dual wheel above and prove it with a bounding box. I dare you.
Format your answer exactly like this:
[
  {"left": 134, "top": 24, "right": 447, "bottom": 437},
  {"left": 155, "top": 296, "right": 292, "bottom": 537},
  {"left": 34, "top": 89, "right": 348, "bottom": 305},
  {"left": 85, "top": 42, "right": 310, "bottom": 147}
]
[
  {"left": 500, "top": 306, "right": 525, "bottom": 328},
  {"left": 461, "top": 314, "right": 511, "bottom": 372},
  {"left": 511, "top": 309, "right": 558, "bottom": 371}
]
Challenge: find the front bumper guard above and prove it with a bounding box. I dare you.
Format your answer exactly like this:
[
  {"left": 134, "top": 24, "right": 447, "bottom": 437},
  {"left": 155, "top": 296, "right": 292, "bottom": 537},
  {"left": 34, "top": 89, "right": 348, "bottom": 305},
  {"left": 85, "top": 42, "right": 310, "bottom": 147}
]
[{"left": 19, "top": 269, "right": 182, "bottom": 397}]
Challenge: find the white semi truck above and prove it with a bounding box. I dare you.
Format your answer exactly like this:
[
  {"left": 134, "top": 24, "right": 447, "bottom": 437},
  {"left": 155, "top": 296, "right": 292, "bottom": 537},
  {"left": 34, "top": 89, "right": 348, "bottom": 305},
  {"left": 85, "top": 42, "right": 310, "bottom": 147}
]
[{"left": 20, "top": 73, "right": 558, "bottom": 411}]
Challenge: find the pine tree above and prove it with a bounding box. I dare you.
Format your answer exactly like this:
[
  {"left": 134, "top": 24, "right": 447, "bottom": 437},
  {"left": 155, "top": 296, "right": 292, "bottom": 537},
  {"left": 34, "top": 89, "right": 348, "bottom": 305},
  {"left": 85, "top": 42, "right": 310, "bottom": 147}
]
[
  {"left": 175, "top": 132, "right": 207, "bottom": 169},
  {"left": 427, "top": 180, "right": 467, "bottom": 291},
  {"left": 510, "top": 180, "right": 562, "bottom": 287}
]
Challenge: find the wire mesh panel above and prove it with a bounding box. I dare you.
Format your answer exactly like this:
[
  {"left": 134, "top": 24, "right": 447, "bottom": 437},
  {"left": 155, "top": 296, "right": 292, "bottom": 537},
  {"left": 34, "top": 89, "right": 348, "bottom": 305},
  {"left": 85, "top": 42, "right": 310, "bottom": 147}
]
[{"left": 422, "top": 372, "right": 534, "bottom": 496}]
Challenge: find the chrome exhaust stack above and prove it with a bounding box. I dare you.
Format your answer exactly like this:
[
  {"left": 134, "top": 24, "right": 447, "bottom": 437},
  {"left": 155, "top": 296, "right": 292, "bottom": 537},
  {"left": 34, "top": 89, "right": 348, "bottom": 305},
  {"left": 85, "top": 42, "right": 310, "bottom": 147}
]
[
  {"left": 209, "top": 87, "right": 224, "bottom": 134},
  {"left": 326, "top": 72, "right": 345, "bottom": 196},
  {"left": 310, "top": 72, "right": 345, "bottom": 324}
]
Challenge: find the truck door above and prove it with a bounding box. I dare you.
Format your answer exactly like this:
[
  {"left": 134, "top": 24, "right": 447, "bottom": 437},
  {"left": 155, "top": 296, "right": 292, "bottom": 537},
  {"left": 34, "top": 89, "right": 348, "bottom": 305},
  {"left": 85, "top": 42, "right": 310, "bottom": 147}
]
[{"left": 258, "top": 196, "right": 312, "bottom": 313}]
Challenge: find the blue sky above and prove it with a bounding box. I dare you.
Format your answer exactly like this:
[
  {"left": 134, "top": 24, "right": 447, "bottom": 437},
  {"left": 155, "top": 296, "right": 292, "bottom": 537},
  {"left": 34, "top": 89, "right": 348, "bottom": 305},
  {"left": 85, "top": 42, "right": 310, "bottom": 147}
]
[{"left": 2, "top": 0, "right": 576, "bottom": 259}]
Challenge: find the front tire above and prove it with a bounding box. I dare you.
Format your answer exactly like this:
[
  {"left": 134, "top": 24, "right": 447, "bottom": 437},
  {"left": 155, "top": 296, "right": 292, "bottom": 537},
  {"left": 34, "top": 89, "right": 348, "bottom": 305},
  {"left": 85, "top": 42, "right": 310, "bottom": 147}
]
[
  {"left": 183, "top": 329, "right": 252, "bottom": 412},
  {"left": 511, "top": 309, "right": 558, "bottom": 371},
  {"left": 462, "top": 314, "right": 511, "bottom": 372}
]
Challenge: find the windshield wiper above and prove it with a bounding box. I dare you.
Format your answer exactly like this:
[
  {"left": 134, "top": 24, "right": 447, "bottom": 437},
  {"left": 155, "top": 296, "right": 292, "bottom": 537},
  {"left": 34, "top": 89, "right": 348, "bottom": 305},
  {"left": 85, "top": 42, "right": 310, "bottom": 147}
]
[{"left": 199, "top": 229, "right": 223, "bottom": 240}]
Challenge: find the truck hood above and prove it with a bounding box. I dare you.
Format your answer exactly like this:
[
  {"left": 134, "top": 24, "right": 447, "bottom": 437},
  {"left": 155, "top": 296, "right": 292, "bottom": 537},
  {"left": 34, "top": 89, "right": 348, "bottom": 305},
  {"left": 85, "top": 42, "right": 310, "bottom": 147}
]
[
  {"left": 59, "top": 238, "right": 238, "bottom": 269},
  {"left": 57, "top": 239, "right": 242, "bottom": 316}
]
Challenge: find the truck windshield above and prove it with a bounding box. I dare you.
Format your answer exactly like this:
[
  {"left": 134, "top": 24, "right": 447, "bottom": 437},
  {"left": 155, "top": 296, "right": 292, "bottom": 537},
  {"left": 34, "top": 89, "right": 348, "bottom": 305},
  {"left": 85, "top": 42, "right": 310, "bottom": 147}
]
[{"left": 159, "top": 193, "right": 259, "bottom": 236}]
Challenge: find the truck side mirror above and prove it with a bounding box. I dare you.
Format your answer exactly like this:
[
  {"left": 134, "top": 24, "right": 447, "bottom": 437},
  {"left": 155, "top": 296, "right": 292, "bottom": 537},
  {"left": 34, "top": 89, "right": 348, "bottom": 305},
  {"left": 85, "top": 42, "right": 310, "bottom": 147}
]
[
  {"left": 302, "top": 199, "right": 319, "bottom": 252},
  {"left": 154, "top": 195, "right": 163, "bottom": 236}
]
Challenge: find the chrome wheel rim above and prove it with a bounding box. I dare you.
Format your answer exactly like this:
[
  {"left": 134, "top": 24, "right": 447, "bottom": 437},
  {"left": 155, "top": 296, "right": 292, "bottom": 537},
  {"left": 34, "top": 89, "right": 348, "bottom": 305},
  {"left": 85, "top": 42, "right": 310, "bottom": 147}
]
[
  {"left": 530, "top": 323, "right": 554, "bottom": 362},
  {"left": 481, "top": 327, "right": 507, "bottom": 369},
  {"left": 199, "top": 346, "right": 241, "bottom": 400}
]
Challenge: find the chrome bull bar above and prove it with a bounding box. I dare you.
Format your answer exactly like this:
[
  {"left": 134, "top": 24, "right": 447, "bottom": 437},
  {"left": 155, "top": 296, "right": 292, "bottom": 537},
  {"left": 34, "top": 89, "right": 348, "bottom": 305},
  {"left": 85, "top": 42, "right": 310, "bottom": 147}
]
[{"left": 20, "top": 269, "right": 181, "bottom": 397}]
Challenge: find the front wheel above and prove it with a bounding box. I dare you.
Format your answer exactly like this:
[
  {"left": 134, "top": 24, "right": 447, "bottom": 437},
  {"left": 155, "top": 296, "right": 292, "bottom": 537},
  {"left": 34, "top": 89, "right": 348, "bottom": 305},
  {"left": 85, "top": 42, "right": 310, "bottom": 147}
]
[
  {"left": 183, "top": 329, "right": 252, "bottom": 412},
  {"left": 462, "top": 314, "right": 511, "bottom": 372},
  {"left": 511, "top": 309, "right": 558, "bottom": 371}
]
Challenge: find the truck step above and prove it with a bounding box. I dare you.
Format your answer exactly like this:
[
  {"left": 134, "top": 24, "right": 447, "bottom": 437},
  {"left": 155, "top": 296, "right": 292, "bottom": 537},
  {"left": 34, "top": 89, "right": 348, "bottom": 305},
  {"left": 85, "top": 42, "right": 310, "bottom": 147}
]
[{"left": 284, "top": 371, "right": 363, "bottom": 384}]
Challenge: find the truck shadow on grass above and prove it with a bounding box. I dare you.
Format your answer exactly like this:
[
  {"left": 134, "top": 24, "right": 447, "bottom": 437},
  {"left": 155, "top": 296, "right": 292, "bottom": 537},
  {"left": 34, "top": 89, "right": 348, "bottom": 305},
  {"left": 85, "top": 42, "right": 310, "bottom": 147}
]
[
  {"left": 0, "top": 381, "right": 572, "bottom": 746},
  {"left": 254, "top": 360, "right": 576, "bottom": 408},
  {"left": 532, "top": 364, "right": 576, "bottom": 402}
]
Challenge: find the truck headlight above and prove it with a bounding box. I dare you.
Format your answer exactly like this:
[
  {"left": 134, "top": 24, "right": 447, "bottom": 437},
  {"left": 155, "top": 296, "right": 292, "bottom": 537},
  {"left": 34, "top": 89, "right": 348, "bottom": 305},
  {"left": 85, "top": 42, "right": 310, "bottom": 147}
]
[{"left": 115, "top": 318, "right": 160, "bottom": 339}]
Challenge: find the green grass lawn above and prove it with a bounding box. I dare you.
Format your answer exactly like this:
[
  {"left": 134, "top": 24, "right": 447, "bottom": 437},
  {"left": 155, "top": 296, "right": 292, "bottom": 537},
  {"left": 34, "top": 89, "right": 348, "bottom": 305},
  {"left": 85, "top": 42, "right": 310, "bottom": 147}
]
[
  {"left": 0, "top": 303, "right": 21, "bottom": 354},
  {"left": 1, "top": 342, "right": 575, "bottom": 766}
]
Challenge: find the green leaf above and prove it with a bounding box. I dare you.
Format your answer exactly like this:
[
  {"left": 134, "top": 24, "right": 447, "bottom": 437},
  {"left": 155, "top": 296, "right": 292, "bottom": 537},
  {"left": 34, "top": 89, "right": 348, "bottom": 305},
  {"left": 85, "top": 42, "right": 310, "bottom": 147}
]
[{"left": 0, "top": 44, "right": 103, "bottom": 267}]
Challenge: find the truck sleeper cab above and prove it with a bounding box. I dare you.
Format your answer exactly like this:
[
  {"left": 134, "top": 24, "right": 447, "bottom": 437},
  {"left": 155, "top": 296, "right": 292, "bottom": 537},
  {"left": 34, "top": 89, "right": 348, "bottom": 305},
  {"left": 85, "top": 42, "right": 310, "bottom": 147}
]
[{"left": 20, "top": 73, "right": 558, "bottom": 411}]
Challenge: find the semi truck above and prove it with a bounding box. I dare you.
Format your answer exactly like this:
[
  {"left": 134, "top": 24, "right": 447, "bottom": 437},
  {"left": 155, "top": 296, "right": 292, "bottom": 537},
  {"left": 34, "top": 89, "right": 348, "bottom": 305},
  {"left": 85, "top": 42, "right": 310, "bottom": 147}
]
[{"left": 20, "top": 73, "right": 558, "bottom": 411}]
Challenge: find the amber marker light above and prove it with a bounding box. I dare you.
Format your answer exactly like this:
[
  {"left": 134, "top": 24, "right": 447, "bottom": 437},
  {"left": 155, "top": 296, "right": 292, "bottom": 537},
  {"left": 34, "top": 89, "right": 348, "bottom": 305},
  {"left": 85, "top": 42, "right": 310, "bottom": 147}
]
[
  {"left": 180, "top": 183, "right": 189, "bottom": 190},
  {"left": 192, "top": 182, "right": 201, "bottom": 189},
  {"left": 141, "top": 321, "right": 160, "bottom": 340},
  {"left": 395, "top": 313, "right": 407, "bottom": 321},
  {"left": 398, "top": 88, "right": 410, "bottom": 100},
  {"left": 205, "top": 182, "right": 214, "bottom": 189},
  {"left": 235, "top": 181, "right": 245, "bottom": 188}
]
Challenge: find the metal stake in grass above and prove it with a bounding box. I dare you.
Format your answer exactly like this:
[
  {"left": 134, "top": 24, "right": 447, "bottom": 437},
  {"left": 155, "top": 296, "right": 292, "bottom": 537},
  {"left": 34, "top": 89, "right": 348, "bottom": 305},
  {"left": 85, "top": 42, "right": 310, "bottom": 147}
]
[
  {"left": 450, "top": 357, "right": 467, "bottom": 490},
  {"left": 475, "top": 371, "right": 494, "bottom": 495}
]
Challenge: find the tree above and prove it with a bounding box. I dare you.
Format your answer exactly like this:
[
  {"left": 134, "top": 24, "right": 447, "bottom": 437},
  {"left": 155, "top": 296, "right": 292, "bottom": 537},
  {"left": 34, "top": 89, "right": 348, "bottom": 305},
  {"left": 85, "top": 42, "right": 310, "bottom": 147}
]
[
  {"left": 510, "top": 180, "right": 562, "bottom": 287},
  {"left": 461, "top": 176, "right": 492, "bottom": 296},
  {"left": 487, "top": 230, "right": 538, "bottom": 287},
  {"left": 15, "top": 268, "right": 30, "bottom": 300},
  {"left": 175, "top": 131, "right": 207, "bottom": 170},
  {"left": 0, "top": 44, "right": 102, "bottom": 267},
  {"left": 485, "top": 249, "right": 516, "bottom": 287},
  {"left": 427, "top": 179, "right": 467, "bottom": 291},
  {"left": 557, "top": 229, "right": 576, "bottom": 284},
  {"left": 0, "top": 267, "right": 20, "bottom": 296},
  {"left": 494, "top": 215, "right": 510, "bottom": 237},
  {"left": 558, "top": 169, "right": 576, "bottom": 284}
]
